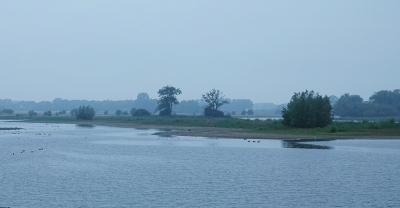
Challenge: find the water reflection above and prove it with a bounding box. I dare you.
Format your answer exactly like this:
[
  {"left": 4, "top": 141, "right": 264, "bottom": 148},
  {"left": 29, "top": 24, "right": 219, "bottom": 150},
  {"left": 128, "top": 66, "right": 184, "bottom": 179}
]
[
  {"left": 76, "top": 124, "right": 95, "bottom": 128},
  {"left": 282, "top": 140, "right": 333, "bottom": 149}
]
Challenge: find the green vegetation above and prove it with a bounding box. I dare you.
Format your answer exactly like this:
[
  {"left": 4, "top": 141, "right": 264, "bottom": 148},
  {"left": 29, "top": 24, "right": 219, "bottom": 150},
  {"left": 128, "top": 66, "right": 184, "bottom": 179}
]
[
  {"left": 115, "top": 109, "right": 122, "bottom": 116},
  {"left": 43, "top": 110, "right": 52, "bottom": 116},
  {"left": 132, "top": 109, "right": 150, "bottom": 116},
  {"left": 1, "top": 109, "right": 14, "bottom": 114},
  {"left": 104, "top": 110, "right": 108, "bottom": 115},
  {"left": 59, "top": 109, "right": 66, "bottom": 115},
  {"left": 2, "top": 115, "right": 399, "bottom": 137},
  {"left": 202, "top": 88, "right": 229, "bottom": 117},
  {"left": 122, "top": 111, "right": 129, "bottom": 115},
  {"left": 76, "top": 105, "right": 95, "bottom": 120},
  {"left": 156, "top": 85, "right": 182, "bottom": 116},
  {"left": 130, "top": 108, "right": 137, "bottom": 116},
  {"left": 28, "top": 110, "right": 37, "bottom": 118},
  {"left": 282, "top": 90, "right": 332, "bottom": 128},
  {"left": 70, "top": 108, "right": 77, "bottom": 116},
  {"left": 247, "top": 109, "right": 254, "bottom": 115},
  {"left": 334, "top": 89, "right": 400, "bottom": 117},
  {"left": 241, "top": 110, "right": 246, "bottom": 115}
]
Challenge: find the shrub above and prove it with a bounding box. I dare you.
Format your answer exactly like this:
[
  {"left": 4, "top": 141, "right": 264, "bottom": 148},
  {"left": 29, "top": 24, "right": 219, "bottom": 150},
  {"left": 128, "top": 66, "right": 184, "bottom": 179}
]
[
  {"left": 132, "top": 109, "right": 151, "bottom": 116},
  {"left": 1, "top": 109, "right": 14, "bottom": 114},
  {"left": 70, "top": 109, "right": 77, "bottom": 116},
  {"left": 130, "top": 108, "right": 137, "bottom": 116},
  {"left": 28, "top": 110, "right": 37, "bottom": 118},
  {"left": 159, "top": 108, "right": 171, "bottom": 116},
  {"left": 204, "top": 107, "right": 224, "bottom": 117},
  {"left": 241, "top": 110, "right": 246, "bottom": 115},
  {"left": 122, "top": 111, "right": 129, "bottom": 115},
  {"left": 247, "top": 109, "right": 254, "bottom": 115},
  {"left": 104, "top": 110, "right": 108, "bottom": 115},
  {"left": 59, "top": 109, "right": 66, "bottom": 115},
  {"left": 115, "top": 109, "right": 122, "bottom": 116},
  {"left": 76, "top": 105, "right": 95, "bottom": 120},
  {"left": 231, "top": 111, "right": 236, "bottom": 115},
  {"left": 43, "top": 111, "right": 52, "bottom": 116}
]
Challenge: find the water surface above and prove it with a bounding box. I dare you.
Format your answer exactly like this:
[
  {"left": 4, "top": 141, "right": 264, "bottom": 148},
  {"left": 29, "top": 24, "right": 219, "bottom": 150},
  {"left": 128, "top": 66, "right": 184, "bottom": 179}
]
[{"left": 1, "top": 121, "right": 399, "bottom": 207}]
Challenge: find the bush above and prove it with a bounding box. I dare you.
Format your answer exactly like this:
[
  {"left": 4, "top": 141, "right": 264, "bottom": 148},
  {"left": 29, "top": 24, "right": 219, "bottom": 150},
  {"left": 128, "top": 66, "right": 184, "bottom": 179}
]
[
  {"left": 241, "top": 110, "right": 247, "bottom": 115},
  {"left": 130, "top": 108, "right": 137, "bottom": 116},
  {"left": 115, "top": 109, "right": 122, "bottom": 116},
  {"left": 76, "top": 105, "right": 95, "bottom": 120},
  {"left": 28, "top": 110, "right": 37, "bottom": 118},
  {"left": 104, "top": 110, "right": 108, "bottom": 115},
  {"left": 43, "top": 111, "right": 52, "bottom": 116},
  {"left": 133, "top": 109, "right": 151, "bottom": 116},
  {"left": 282, "top": 90, "right": 333, "bottom": 128},
  {"left": 204, "top": 107, "right": 224, "bottom": 117},
  {"left": 70, "top": 109, "right": 77, "bottom": 116},
  {"left": 247, "top": 109, "right": 254, "bottom": 115},
  {"left": 122, "top": 111, "right": 129, "bottom": 115},
  {"left": 1, "top": 109, "right": 14, "bottom": 114},
  {"left": 231, "top": 111, "right": 236, "bottom": 115},
  {"left": 59, "top": 109, "right": 66, "bottom": 115},
  {"left": 159, "top": 108, "right": 171, "bottom": 116}
]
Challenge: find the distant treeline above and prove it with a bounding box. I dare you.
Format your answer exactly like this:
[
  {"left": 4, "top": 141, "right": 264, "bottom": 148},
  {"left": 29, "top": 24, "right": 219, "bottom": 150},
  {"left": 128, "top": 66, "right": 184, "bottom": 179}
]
[
  {"left": 333, "top": 89, "right": 400, "bottom": 117},
  {"left": 0, "top": 93, "right": 284, "bottom": 114}
]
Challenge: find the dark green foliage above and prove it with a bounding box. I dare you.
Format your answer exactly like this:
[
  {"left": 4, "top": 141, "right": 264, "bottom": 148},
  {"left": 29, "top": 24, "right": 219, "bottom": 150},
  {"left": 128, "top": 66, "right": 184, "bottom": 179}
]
[
  {"left": 204, "top": 107, "right": 224, "bottom": 117},
  {"left": 70, "top": 108, "right": 77, "bottom": 116},
  {"left": 122, "top": 111, "right": 129, "bottom": 115},
  {"left": 59, "top": 109, "right": 66, "bottom": 115},
  {"left": 76, "top": 105, "right": 95, "bottom": 120},
  {"left": 282, "top": 90, "right": 333, "bottom": 128},
  {"left": 156, "top": 85, "right": 182, "bottom": 116},
  {"left": 241, "top": 110, "right": 246, "bottom": 115},
  {"left": 104, "top": 110, "right": 108, "bottom": 115},
  {"left": 1, "top": 109, "right": 14, "bottom": 114},
  {"left": 28, "top": 110, "right": 37, "bottom": 118},
  {"left": 231, "top": 111, "right": 236, "bottom": 115},
  {"left": 132, "top": 109, "right": 151, "bottom": 116},
  {"left": 115, "top": 109, "right": 122, "bottom": 116},
  {"left": 130, "top": 108, "right": 137, "bottom": 116},
  {"left": 43, "top": 111, "right": 52, "bottom": 116},
  {"left": 202, "top": 88, "right": 229, "bottom": 113},
  {"left": 334, "top": 90, "right": 400, "bottom": 117},
  {"left": 247, "top": 109, "right": 254, "bottom": 115}
]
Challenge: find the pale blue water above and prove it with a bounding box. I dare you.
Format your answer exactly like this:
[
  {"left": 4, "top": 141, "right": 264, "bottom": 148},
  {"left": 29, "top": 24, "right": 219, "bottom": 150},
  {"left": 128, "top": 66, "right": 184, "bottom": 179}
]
[{"left": 1, "top": 121, "right": 400, "bottom": 207}]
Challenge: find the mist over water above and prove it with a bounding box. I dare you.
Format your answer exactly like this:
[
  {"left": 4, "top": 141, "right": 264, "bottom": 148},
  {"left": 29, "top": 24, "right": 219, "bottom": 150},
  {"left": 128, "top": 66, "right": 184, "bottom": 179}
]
[{"left": 1, "top": 121, "right": 400, "bottom": 207}]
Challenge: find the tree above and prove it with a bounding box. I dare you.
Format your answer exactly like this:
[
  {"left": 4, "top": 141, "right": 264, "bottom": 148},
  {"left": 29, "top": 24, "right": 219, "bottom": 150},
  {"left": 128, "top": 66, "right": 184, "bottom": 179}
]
[
  {"left": 76, "top": 105, "right": 95, "bottom": 120},
  {"left": 241, "top": 110, "right": 247, "bottom": 115},
  {"left": 333, "top": 94, "right": 366, "bottom": 117},
  {"left": 155, "top": 85, "right": 182, "bottom": 116},
  {"left": 104, "top": 110, "right": 108, "bottom": 115},
  {"left": 59, "top": 109, "right": 66, "bottom": 115},
  {"left": 122, "top": 111, "right": 129, "bottom": 115},
  {"left": 247, "top": 109, "right": 254, "bottom": 115},
  {"left": 43, "top": 111, "right": 52, "bottom": 116},
  {"left": 115, "top": 109, "right": 122, "bottom": 116},
  {"left": 28, "top": 110, "right": 37, "bottom": 118},
  {"left": 202, "top": 88, "right": 229, "bottom": 117},
  {"left": 1, "top": 109, "right": 14, "bottom": 114},
  {"left": 70, "top": 108, "right": 77, "bottom": 116},
  {"left": 132, "top": 109, "right": 151, "bottom": 116},
  {"left": 130, "top": 108, "right": 137, "bottom": 116},
  {"left": 282, "top": 90, "right": 333, "bottom": 128},
  {"left": 231, "top": 111, "right": 236, "bottom": 115}
]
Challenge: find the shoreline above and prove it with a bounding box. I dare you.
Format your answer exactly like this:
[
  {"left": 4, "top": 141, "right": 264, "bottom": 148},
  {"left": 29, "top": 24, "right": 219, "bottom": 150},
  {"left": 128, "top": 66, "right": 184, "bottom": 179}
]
[{"left": 13, "top": 120, "right": 400, "bottom": 140}]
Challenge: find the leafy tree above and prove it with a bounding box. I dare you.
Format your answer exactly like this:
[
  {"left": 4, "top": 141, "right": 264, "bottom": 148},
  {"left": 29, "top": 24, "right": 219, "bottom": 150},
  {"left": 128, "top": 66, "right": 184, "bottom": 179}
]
[
  {"left": 1, "top": 109, "right": 14, "bottom": 114},
  {"left": 59, "top": 109, "right": 66, "bottom": 115},
  {"left": 247, "top": 109, "right": 254, "bottom": 115},
  {"left": 241, "top": 110, "right": 247, "bottom": 115},
  {"left": 43, "top": 111, "right": 52, "bottom": 116},
  {"left": 28, "top": 110, "right": 37, "bottom": 118},
  {"left": 104, "top": 110, "right": 108, "bottom": 115},
  {"left": 76, "top": 105, "right": 95, "bottom": 120},
  {"left": 333, "top": 94, "right": 366, "bottom": 117},
  {"left": 122, "top": 111, "right": 129, "bottom": 115},
  {"left": 231, "top": 111, "right": 236, "bottom": 115},
  {"left": 132, "top": 108, "right": 151, "bottom": 116},
  {"left": 115, "top": 109, "right": 122, "bottom": 116},
  {"left": 70, "top": 108, "right": 77, "bottom": 116},
  {"left": 130, "top": 108, "right": 137, "bottom": 116},
  {"left": 202, "top": 88, "right": 229, "bottom": 117},
  {"left": 282, "top": 90, "right": 333, "bottom": 128},
  {"left": 155, "top": 85, "right": 182, "bottom": 116}
]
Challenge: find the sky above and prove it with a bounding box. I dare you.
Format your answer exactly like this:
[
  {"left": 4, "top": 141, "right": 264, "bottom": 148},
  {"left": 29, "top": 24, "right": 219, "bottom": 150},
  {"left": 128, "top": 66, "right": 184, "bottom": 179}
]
[{"left": 1, "top": 0, "right": 399, "bottom": 104}]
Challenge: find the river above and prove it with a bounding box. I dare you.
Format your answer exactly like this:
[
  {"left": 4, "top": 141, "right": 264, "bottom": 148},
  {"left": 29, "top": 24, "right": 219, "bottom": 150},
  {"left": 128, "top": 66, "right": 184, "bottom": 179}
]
[{"left": 1, "top": 121, "right": 399, "bottom": 207}]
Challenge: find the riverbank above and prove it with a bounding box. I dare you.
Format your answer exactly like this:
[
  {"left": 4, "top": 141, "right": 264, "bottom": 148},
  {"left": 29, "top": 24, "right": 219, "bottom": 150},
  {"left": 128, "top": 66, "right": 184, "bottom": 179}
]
[{"left": 1, "top": 115, "right": 400, "bottom": 140}]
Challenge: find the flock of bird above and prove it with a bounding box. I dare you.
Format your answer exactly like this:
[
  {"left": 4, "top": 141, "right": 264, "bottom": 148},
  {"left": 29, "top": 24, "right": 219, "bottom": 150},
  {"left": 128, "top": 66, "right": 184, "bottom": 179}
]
[{"left": 244, "top": 138, "right": 261, "bottom": 143}]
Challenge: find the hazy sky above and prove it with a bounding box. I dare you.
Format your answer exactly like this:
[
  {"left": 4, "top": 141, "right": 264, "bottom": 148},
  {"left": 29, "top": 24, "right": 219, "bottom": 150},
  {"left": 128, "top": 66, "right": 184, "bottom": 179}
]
[{"left": 1, "top": 1, "right": 399, "bottom": 104}]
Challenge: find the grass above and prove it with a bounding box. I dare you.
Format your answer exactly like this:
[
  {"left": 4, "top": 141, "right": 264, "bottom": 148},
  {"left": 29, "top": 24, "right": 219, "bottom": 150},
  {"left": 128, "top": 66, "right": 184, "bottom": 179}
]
[{"left": 1, "top": 115, "right": 399, "bottom": 137}]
